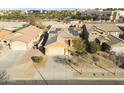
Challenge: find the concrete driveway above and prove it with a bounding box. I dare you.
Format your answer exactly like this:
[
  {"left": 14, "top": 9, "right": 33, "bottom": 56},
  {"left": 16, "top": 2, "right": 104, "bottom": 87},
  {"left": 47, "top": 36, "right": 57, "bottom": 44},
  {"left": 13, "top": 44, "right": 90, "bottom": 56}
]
[
  {"left": 0, "top": 50, "right": 26, "bottom": 69},
  {"left": 34, "top": 56, "right": 74, "bottom": 80}
]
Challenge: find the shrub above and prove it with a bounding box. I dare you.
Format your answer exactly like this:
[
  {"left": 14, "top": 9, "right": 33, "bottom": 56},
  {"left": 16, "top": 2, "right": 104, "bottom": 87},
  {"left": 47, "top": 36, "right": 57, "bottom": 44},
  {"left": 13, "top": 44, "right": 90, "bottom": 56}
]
[
  {"left": 89, "top": 41, "right": 100, "bottom": 53},
  {"left": 72, "top": 38, "right": 86, "bottom": 54},
  {"left": 32, "top": 56, "right": 43, "bottom": 63}
]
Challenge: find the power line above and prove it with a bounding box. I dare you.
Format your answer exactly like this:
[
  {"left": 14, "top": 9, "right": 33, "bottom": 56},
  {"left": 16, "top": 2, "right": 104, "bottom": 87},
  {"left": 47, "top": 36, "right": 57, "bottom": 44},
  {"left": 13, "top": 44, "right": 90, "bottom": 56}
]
[{"left": 33, "top": 63, "right": 48, "bottom": 85}]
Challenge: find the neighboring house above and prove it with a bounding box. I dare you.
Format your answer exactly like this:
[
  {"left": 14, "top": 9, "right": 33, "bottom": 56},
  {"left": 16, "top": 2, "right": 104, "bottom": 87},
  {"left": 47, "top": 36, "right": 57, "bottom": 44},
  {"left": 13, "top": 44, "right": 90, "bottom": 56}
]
[
  {"left": 2, "top": 25, "right": 43, "bottom": 50},
  {"left": 44, "top": 36, "right": 69, "bottom": 55},
  {"left": 110, "top": 10, "right": 124, "bottom": 22},
  {"left": 82, "top": 23, "right": 123, "bottom": 41},
  {"left": 97, "top": 35, "right": 124, "bottom": 55}
]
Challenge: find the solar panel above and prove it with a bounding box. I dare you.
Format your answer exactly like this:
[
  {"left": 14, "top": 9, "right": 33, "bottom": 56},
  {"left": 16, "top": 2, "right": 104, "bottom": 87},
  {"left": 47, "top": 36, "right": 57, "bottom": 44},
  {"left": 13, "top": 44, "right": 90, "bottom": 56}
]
[
  {"left": 49, "top": 28, "right": 61, "bottom": 34},
  {"left": 68, "top": 27, "right": 78, "bottom": 36}
]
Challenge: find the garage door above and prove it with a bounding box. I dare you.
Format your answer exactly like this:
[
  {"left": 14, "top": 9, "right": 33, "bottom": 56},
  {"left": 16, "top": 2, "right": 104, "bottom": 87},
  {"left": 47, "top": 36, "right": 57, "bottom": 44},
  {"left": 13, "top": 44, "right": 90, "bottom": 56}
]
[
  {"left": 46, "top": 47, "right": 64, "bottom": 55},
  {"left": 11, "top": 41, "right": 27, "bottom": 50}
]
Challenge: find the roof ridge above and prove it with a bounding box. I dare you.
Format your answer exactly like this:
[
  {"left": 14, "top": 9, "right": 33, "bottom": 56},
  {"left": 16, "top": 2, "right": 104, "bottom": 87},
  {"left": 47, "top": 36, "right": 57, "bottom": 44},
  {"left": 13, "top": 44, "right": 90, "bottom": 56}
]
[{"left": 109, "top": 35, "right": 124, "bottom": 42}]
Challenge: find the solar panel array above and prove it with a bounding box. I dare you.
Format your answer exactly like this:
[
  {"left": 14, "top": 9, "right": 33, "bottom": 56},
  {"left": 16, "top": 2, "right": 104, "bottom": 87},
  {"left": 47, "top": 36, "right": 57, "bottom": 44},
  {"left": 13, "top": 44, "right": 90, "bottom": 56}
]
[{"left": 68, "top": 27, "right": 78, "bottom": 36}]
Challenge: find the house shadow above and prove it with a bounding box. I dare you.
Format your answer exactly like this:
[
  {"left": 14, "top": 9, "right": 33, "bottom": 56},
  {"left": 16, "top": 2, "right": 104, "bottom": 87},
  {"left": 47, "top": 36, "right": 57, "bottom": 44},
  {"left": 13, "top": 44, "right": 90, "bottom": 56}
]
[
  {"left": 80, "top": 24, "right": 89, "bottom": 41},
  {"left": 41, "top": 32, "right": 49, "bottom": 46},
  {"left": 119, "top": 63, "right": 124, "bottom": 69},
  {"left": 31, "top": 56, "right": 36, "bottom": 62},
  {"left": 39, "top": 32, "right": 49, "bottom": 54},
  {"left": 39, "top": 46, "right": 45, "bottom": 55}
]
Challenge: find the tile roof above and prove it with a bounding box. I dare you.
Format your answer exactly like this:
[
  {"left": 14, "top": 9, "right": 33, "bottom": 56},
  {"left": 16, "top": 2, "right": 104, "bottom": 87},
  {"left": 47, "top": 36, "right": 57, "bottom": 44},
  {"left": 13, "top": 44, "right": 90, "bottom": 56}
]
[
  {"left": 44, "top": 35, "right": 68, "bottom": 48},
  {"left": 106, "top": 35, "right": 123, "bottom": 45},
  {"left": 84, "top": 24, "right": 95, "bottom": 31},
  {"left": 0, "top": 29, "right": 11, "bottom": 38},
  {"left": 85, "top": 23, "right": 122, "bottom": 32},
  {"left": 3, "top": 25, "right": 42, "bottom": 43},
  {"left": 97, "top": 35, "right": 124, "bottom": 46}
]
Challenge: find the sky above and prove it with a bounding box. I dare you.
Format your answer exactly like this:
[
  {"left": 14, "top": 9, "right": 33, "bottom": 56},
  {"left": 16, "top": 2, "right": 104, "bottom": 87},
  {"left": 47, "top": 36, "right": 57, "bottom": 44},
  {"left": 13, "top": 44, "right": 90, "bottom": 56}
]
[{"left": 0, "top": 0, "right": 123, "bottom": 9}]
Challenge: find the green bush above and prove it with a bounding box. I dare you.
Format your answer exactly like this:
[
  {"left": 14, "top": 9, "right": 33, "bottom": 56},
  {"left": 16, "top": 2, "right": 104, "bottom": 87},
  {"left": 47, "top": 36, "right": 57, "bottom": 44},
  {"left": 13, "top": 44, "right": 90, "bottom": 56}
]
[
  {"left": 89, "top": 41, "right": 100, "bottom": 53},
  {"left": 33, "top": 56, "right": 43, "bottom": 63},
  {"left": 72, "top": 38, "right": 86, "bottom": 54}
]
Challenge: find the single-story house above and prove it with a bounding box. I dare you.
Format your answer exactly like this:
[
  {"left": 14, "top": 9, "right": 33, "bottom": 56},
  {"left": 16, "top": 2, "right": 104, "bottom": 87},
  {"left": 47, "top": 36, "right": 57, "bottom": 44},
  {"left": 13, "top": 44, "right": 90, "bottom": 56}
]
[
  {"left": 2, "top": 25, "right": 43, "bottom": 50},
  {"left": 82, "top": 23, "right": 123, "bottom": 41},
  {"left": 44, "top": 36, "right": 69, "bottom": 55}
]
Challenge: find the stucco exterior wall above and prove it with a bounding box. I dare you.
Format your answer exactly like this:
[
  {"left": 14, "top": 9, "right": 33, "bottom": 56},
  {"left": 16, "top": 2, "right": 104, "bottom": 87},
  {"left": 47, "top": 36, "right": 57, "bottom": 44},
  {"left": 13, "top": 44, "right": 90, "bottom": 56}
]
[
  {"left": 45, "top": 47, "right": 65, "bottom": 55},
  {"left": 10, "top": 41, "right": 27, "bottom": 50}
]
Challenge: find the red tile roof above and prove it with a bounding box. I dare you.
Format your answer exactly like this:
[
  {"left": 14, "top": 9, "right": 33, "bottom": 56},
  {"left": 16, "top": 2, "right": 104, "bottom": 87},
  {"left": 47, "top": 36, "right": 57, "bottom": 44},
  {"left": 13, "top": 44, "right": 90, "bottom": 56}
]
[{"left": 3, "top": 25, "right": 43, "bottom": 43}]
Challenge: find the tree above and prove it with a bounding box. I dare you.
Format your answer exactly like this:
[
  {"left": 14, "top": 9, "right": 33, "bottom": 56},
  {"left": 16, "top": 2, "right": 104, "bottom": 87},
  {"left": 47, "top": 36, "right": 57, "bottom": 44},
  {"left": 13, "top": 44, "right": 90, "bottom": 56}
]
[
  {"left": 85, "top": 15, "right": 92, "bottom": 20},
  {"left": 72, "top": 38, "right": 86, "bottom": 54},
  {"left": 89, "top": 41, "right": 100, "bottom": 53},
  {"left": 75, "top": 11, "right": 81, "bottom": 19},
  {"left": 27, "top": 15, "right": 45, "bottom": 29}
]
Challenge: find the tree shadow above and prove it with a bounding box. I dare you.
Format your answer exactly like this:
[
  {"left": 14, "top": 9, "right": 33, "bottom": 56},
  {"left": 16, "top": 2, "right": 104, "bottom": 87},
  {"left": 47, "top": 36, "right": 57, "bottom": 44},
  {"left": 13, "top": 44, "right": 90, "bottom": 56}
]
[
  {"left": 38, "top": 32, "right": 49, "bottom": 55},
  {"left": 119, "top": 62, "right": 124, "bottom": 69},
  {"left": 41, "top": 32, "right": 49, "bottom": 46},
  {"left": 53, "top": 56, "right": 68, "bottom": 65},
  {"left": 39, "top": 46, "right": 45, "bottom": 55}
]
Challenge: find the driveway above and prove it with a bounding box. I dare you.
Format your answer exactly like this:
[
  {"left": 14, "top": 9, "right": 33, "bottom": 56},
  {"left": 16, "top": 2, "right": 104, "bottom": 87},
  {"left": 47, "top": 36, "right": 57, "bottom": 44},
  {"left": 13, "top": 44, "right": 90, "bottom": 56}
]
[
  {"left": 0, "top": 50, "right": 26, "bottom": 69},
  {"left": 34, "top": 56, "right": 74, "bottom": 80}
]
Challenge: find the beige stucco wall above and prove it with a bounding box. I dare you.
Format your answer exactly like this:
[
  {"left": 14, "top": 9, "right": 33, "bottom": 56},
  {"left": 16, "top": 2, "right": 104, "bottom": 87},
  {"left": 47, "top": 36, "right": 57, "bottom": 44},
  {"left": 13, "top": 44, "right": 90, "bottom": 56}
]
[
  {"left": 45, "top": 47, "right": 65, "bottom": 55},
  {"left": 10, "top": 41, "right": 27, "bottom": 50}
]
